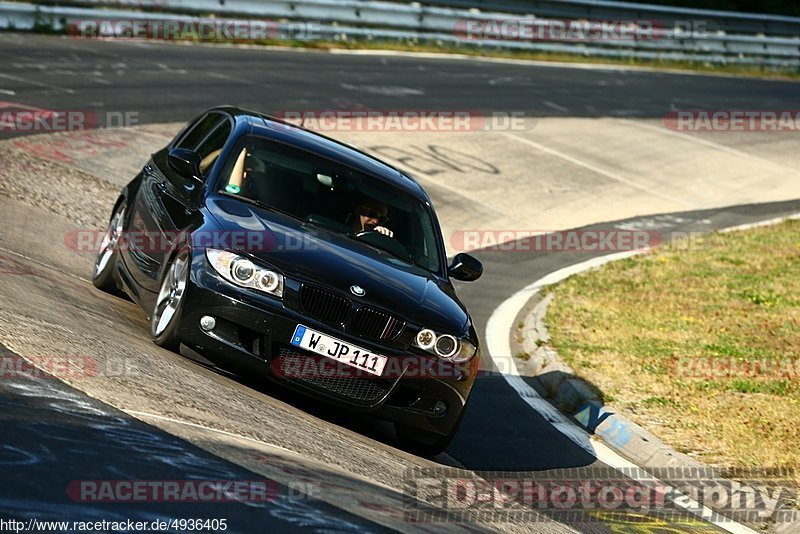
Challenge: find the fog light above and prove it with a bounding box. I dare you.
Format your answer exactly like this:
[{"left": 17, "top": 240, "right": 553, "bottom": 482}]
[
  {"left": 433, "top": 400, "right": 447, "bottom": 416},
  {"left": 416, "top": 328, "right": 436, "bottom": 350},
  {"left": 199, "top": 315, "right": 216, "bottom": 331}
]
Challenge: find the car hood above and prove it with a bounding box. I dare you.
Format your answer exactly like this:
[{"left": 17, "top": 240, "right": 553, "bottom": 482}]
[{"left": 204, "top": 196, "right": 468, "bottom": 331}]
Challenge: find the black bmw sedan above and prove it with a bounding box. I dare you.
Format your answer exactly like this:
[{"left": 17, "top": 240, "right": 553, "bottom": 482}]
[{"left": 92, "top": 106, "right": 483, "bottom": 454}]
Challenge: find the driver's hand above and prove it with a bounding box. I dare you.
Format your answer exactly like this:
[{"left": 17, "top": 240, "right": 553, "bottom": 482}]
[{"left": 374, "top": 226, "right": 394, "bottom": 238}]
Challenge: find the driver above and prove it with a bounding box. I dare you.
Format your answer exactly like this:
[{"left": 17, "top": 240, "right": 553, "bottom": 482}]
[{"left": 351, "top": 199, "right": 393, "bottom": 238}]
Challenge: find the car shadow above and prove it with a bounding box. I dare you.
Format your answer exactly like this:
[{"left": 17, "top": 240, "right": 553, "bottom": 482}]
[
  {"left": 446, "top": 372, "right": 598, "bottom": 470},
  {"left": 181, "top": 347, "right": 597, "bottom": 472}
]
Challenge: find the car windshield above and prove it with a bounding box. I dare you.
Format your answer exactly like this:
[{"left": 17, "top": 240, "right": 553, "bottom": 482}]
[{"left": 217, "top": 135, "right": 443, "bottom": 273}]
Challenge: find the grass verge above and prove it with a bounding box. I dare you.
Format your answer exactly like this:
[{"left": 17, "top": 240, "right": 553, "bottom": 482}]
[
  {"left": 309, "top": 39, "right": 800, "bottom": 79},
  {"left": 163, "top": 37, "right": 800, "bottom": 80},
  {"left": 547, "top": 220, "right": 800, "bottom": 472}
]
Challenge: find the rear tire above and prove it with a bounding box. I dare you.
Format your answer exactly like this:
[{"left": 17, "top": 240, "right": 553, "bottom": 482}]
[
  {"left": 151, "top": 248, "right": 190, "bottom": 351},
  {"left": 92, "top": 202, "right": 125, "bottom": 294}
]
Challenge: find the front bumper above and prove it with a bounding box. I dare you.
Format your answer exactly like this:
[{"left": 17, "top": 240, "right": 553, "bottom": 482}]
[{"left": 176, "top": 254, "right": 478, "bottom": 436}]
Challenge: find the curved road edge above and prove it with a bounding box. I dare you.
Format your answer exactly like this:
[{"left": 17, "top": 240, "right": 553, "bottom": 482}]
[{"left": 486, "top": 207, "right": 800, "bottom": 533}]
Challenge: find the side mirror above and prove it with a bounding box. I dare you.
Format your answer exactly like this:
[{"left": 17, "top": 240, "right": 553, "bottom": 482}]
[
  {"left": 448, "top": 253, "right": 483, "bottom": 282},
  {"left": 167, "top": 148, "right": 203, "bottom": 183}
]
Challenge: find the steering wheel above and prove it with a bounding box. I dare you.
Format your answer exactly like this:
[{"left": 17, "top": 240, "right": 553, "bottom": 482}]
[
  {"left": 356, "top": 229, "right": 384, "bottom": 237},
  {"left": 355, "top": 230, "right": 411, "bottom": 261}
]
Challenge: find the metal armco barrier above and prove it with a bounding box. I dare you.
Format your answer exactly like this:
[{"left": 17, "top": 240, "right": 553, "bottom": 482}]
[
  {"left": 2, "top": 0, "right": 799, "bottom": 68},
  {"left": 397, "top": 0, "right": 800, "bottom": 38}
]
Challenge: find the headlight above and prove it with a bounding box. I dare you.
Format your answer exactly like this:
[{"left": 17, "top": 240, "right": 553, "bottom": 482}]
[
  {"left": 412, "top": 328, "right": 477, "bottom": 362},
  {"left": 256, "top": 271, "right": 281, "bottom": 293},
  {"left": 435, "top": 335, "right": 458, "bottom": 359},
  {"left": 206, "top": 249, "right": 284, "bottom": 298},
  {"left": 231, "top": 259, "right": 256, "bottom": 283}
]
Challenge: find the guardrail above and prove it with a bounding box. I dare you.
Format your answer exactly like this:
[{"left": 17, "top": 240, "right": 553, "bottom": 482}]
[
  {"left": 400, "top": 0, "right": 800, "bottom": 38},
  {"left": 2, "top": 0, "right": 799, "bottom": 68},
  {"left": 25, "top": 0, "right": 800, "bottom": 37}
]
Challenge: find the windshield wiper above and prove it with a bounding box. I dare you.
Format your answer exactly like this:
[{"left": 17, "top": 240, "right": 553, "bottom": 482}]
[
  {"left": 219, "top": 191, "right": 301, "bottom": 222},
  {"left": 345, "top": 233, "right": 414, "bottom": 265}
]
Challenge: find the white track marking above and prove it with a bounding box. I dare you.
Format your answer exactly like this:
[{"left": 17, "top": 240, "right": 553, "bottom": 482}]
[
  {"left": 326, "top": 48, "right": 791, "bottom": 80},
  {"left": 126, "top": 409, "right": 468, "bottom": 484},
  {"left": 124, "top": 410, "right": 302, "bottom": 457},
  {"left": 498, "top": 131, "right": 698, "bottom": 208},
  {"left": 340, "top": 83, "right": 424, "bottom": 96},
  {"left": 591, "top": 440, "right": 757, "bottom": 534},
  {"left": 0, "top": 73, "right": 75, "bottom": 94},
  {"left": 719, "top": 212, "right": 800, "bottom": 233},
  {"left": 617, "top": 118, "right": 800, "bottom": 175},
  {"left": 0, "top": 246, "right": 91, "bottom": 284},
  {"left": 542, "top": 100, "right": 569, "bottom": 112},
  {"left": 207, "top": 71, "right": 253, "bottom": 84},
  {"left": 485, "top": 250, "right": 647, "bottom": 452},
  {"left": 485, "top": 214, "right": 800, "bottom": 532}
]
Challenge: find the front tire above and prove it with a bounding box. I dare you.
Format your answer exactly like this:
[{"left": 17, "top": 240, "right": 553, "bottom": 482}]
[
  {"left": 151, "top": 248, "right": 190, "bottom": 351},
  {"left": 92, "top": 202, "right": 126, "bottom": 294}
]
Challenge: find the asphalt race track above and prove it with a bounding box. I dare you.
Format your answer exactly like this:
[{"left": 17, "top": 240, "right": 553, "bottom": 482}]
[
  {"left": 2, "top": 34, "right": 800, "bottom": 126},
  {"left": 1, "top": 33, "right": 799, "bottom": 533}
]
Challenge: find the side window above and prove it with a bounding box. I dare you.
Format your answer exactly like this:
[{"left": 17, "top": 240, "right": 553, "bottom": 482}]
[
  {"left": 195, "top": 120, "right": 232, "bottom": 176},
  {"left": 169, "top": 114, "right": 202, "bottom": 147},
  {"left": 176, "top": 113, "right": 223, "bottom": 150}
]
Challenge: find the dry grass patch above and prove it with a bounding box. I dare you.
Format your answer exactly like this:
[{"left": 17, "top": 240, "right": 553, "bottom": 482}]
[{"left": 547, "top": 221, "right": 800, "bottom": 477}]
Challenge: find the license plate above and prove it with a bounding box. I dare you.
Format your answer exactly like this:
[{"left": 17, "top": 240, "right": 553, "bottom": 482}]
[{"left": 290, "top": 325, "right": 388, "bottom": 376}]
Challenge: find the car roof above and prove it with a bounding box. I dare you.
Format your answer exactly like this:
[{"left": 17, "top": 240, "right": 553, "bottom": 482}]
[{"left": 212, "top": 106, "right": 428, "bottom": 200}]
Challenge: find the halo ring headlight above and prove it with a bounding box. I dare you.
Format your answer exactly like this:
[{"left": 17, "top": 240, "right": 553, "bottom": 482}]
[
  {"left": 231, "top": 258, "right": 256, "bottom": 283},
  {"left": 206, "top": 249, "right": 284, "bottom": 298},
  {"left": 257, "top": 271, "right": 280, "bottom": 292},
  {"left": 435, "top": 334, "right": 459, "bottom": 359}
]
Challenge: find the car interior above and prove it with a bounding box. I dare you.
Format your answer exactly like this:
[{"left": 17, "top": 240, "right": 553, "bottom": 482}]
[{"left": 220, "top": 140, "right": 441, "bottom": 273}]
